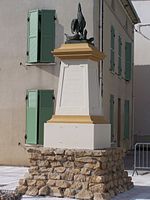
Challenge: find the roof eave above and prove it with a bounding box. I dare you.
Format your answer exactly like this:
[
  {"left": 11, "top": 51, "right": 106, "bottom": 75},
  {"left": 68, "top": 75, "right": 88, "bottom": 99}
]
[{"left": 120, "top": 0, "right": 141, "bottom": 24}]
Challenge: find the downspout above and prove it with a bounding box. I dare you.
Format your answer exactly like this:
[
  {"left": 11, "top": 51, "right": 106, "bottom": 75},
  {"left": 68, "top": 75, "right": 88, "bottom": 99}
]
[
  {"left": 98, "top": 0, "right": 104, "bottom": 112},
  {"left": 131, "top": 38, "right": 134, "bottom": 149}
]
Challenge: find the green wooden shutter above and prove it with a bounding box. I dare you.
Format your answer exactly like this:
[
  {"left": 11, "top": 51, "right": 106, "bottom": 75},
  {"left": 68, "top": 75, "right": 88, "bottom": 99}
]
[
  {"left": 124, "top": 100, "right": 129, "bottom": 139},
  {"left": 125, "top": 42, "right": 132, "bottom": 81},
  {"left": 118, "top": 36, "right": 122, "bottom": 76},
  {"left": 110, "top": 26, "right": 115, "bottom": 71},
  {"left": 110, "top": 95, "right": 115, "bottom": 141},
  {"left": 26, "top": 90, "right": 38, "bottom": 144},
  {"left": 27, "top": 10, "right": 39, "bottom": 63},
  {"left": 38, "top": 90, "right": 54, "bottom": 144},
  {"left": 40, "top": 10, "right": 55, "bottom": 63}
]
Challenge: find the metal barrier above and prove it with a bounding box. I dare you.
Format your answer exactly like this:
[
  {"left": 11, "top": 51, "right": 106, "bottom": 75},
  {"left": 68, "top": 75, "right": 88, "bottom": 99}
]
[{"left": 133, "top": 143, "right": 150, "bottom": 176}]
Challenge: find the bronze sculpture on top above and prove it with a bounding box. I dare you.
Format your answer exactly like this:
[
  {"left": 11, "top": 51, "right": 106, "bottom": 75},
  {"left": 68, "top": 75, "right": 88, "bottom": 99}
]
[{"left": 65, "top": 3, "right": 94, "bottom": 44}]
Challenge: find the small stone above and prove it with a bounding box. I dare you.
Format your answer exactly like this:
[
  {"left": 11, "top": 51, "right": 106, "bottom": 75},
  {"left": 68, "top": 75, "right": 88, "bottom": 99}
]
[
  {"left": 27, "top": 180, "right": 36, "bottom": 186},
  {"left": 54, "top": 167, "right": 66, "bottom": 173},
  {"left": 65, "top": 149, "right": 75, "bottom": 156},
  {"left": 70, "top": 182, "right": 82, "bottom": 190},
  {"left": 63, "top": 161, "right": 75, "bottom": 168},
  {"left": 92, "top": 169, "right": 106, "bottom": 176},
  {"left": 101, "top": 163, "right": 107, "bottom": 170},
  {"left": 48, "top": 172, "right": 61, "bottom": 180},
  {"left": 74, "top": 174, "right": 86, "bottom": 182},
  {"left": 89, "top": 184, "right": 106, "bottom": 193},
  {"left": 75, "top": 189, "right": 93, "bottom": 200},
  {"left": 93, "top": 150, "right": 109, "bottom": 157},
  {"left": 19, "top": 179, "right": 27, "bottom": 186},
  {"left": 51, "top": 162, "right": 62, "bottom": 167},
  {"left": 90, "top": 175, "right": 107, "bottom": 183},
  {"left": 41, "top": 148, "right": 54, "bottom": 155},
  {"left": 109, "top": 189, "right": 115, "bottom": 198},
  {"left": 61, "top": 170, "right": 74, "bottom": 181},
  {"left": 28, "top": 166, "right": 39, "bottom": 173},
  {"left": 36, "top": 180, "right": 46, "bottom": 189},
  {"left": 97, "top": 157, "right": 108, "bottom": 162},
  {"left": 81, "top": 168, "right": 91, "bottom": 175},
  {"left": 16, "top": 185, "right": 27, "bottom": 194},
  {"left": 44, "top": 156, "right": 55, "bottom": 161},
  {"left": 50, "top": 187, "right": 63, "bottom": 197},
  {"left": 55, "top": 180, "right": 70, "bottom": 188},
  {"left": 75, "top": 157, "right": 96, "bottom": 163},
  {"left": 37, "top": 160, "right": 49, "bottom": 167},
  {"left": 39, "top": 167, "right": 53, "bottom": 173},
  {"left": 39, "top": 186, "right": 50, "bottom": 196},
  {"left": 64, "top": 188, "right": 76, "bottom": 198},
  {"left": 84, "top": 162, "right": 101, "bottom": 169},
  {"left": 26, "top": 186, "right": 38, "bottom": 196},
  {"left": 34, "top": 175, "right": 47, "bottom": 180},
  {"left": 94, "top": 193, "right": 111, "bottom": 200},
  {"left": 54, "top": 148, "right": 65, "bottom": 155},
  {"left": 47, "top": 180, "right": 56, "bottom": 187},
  {"left": 55, "top": 155, "right": 66, "bottom": 161}
]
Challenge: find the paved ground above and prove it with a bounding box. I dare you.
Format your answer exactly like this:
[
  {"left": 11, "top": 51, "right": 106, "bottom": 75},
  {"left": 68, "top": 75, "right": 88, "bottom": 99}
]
[{"left": 0, "top": 166, "right": 150, "bottom": 200}]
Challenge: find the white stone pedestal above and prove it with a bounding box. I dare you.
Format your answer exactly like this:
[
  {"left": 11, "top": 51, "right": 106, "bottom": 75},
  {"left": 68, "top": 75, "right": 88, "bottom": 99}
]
[
  {"left": 44, "top": 123, "right": 111, "bottom": 149},
  {"left": 44, "top": 43, "right": 111, "bottom": 149}
]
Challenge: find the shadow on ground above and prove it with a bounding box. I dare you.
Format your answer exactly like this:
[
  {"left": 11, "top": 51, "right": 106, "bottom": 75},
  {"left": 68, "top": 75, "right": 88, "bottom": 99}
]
[
  {"left": 112, "top": 185, "right": 150, "bottom": 200},
  {"left": 124, "top": 150, "right": 134, "bottom": 170}
]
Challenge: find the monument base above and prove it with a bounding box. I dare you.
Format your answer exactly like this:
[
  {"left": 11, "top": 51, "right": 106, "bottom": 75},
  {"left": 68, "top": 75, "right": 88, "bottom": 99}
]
[{"left": 44, "top": 122, "right": 111, "bottom": 149}]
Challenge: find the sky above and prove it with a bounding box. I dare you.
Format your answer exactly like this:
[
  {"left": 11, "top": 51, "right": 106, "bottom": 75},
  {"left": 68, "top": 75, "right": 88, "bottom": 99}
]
[{"left": 132, "top": 0, "right": 150, "bottom": 65}]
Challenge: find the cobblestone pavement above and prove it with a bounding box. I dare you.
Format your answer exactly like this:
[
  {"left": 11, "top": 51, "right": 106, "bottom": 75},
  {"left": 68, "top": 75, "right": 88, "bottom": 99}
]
[{"left": 0, "top": 166, "right": 150, "bottom": 200}]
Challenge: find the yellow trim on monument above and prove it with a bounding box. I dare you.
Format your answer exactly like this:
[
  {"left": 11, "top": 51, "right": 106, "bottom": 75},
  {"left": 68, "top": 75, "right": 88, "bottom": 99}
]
[
  {"left": 47, "top": 115, "right": 108, "bottom": 124},
  {"left": 52, "top": 43, "right": 105, "bottom": 62}
]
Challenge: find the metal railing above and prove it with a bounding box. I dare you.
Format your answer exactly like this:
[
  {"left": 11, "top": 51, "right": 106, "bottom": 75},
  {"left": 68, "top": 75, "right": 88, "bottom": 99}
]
[{"left": 133, "top": 143, "right": 150, "bottom": 176}]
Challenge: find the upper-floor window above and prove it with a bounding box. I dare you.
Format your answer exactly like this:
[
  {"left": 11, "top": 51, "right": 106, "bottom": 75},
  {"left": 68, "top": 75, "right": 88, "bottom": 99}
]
[
  {"left": 110, "top": 25, "right": 115, "bottom": 72},
  {"left": 125, "top": 42, "right": 132, "bottom": 81},
  {"left": 27, "top": 10, "right": 55, "bottom": 63},
  {"left": 118, "top": 36, "right": 122, "bottom": 76}
]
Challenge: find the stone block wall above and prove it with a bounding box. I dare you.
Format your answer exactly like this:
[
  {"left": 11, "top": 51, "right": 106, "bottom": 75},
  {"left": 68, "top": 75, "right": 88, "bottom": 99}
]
[{"left": 17, "top": 147, "right": 133, "bottom": 200}]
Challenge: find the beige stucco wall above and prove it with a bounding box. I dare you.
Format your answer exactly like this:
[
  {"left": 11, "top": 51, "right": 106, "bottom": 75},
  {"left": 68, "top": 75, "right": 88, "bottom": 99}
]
[
  {"left": 132, "top": 1, "right": 150, "bottom": 143},
  {"left": 102, "top": 0, "right": 134, "bottom": 149},
  {"left": 134, "top": 65, "right": 150, "bottom": 143},
  {"left": 0, "top": 0, "right": 135, "bottom": 165},
  {"left": 0, "top": 0, "right": 94, "bottom": 166}
]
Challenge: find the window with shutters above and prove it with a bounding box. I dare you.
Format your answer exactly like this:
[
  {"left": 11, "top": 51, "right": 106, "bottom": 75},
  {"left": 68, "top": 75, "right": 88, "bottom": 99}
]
[
  {"left": 110, "top": 95, "right": 115, "bottom": 142},
  {"left": 110, "top": 26, "right": 115, "bottom": 72},
  {"left": 124, "top": 100, "right": 130, "bottom": 139},
  {"left": 118, "top": 36, "right": 122, "bottom": 76},
  {"left": 26, "top": 90, "right": 54, "bottom": 145},
  {"left": 27, "top": 10, "right": 55, "bottom": 63},
  {"left": 125, "top": 42, "right": 132, "bottom": 81}
]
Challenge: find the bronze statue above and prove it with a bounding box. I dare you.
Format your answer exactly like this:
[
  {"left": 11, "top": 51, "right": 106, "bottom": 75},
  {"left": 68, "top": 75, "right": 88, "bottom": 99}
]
[{"left": 65, "top": 3, "right": 94, "bottom": 44}]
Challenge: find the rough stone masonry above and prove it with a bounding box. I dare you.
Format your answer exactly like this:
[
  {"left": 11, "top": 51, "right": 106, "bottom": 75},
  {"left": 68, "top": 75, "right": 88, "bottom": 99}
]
[{"left": 17, "top": 147, "right": 133, "bottom": 200}]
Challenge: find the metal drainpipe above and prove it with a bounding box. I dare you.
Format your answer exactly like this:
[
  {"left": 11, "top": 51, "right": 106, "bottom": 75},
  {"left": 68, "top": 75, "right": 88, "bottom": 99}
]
[
  {"left": 98, "top": 0, "right": 104, "bottom": 108},
  {"left": 131, "top": 45, "right": 135, "bottom": 149}
]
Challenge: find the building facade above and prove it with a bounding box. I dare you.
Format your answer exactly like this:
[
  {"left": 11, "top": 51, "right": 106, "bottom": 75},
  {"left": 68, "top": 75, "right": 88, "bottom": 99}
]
[
  {"left": 132, "top": 0, "right": 150, "bottom": 143},
  {"left": 0, "top": 0, "right": 139, "bottom": 165}
]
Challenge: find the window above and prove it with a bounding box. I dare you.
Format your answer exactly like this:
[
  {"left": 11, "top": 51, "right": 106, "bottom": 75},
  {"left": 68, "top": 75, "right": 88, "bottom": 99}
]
[
  {"left": 110, "top": 95, "right": 115, "bottom": 142},
  {"left": 111, "top": 0, "right": 115, "bottom": 11},
  {"left": 110, "top": 26, "right": 115, "bottom": 72},
  {"left": 118, "top": 36, "right": 122, "bottom": 76},
  {"left": 27, "top": 10, "right": 55, "bottom": 63},
  {"left": 125, "top": 42, "right": 132, "bottom": 81},
  {"left": 124, "top": 100, "right": 130, "bottom": 139},
  {"left": 26, "top": 90, "right": 54, "bottom": 145}
]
